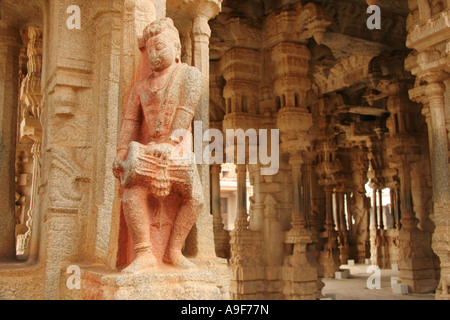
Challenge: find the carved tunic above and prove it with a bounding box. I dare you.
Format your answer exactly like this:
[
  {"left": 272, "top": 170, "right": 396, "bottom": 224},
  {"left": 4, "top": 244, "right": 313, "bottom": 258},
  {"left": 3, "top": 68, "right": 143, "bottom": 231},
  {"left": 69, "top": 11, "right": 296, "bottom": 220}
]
[
  {"left": 117, "top": 62, "right": 203, "bottom": 197},
  {"left": 118, "top": 62, "right": 202, "bottom": 149}
]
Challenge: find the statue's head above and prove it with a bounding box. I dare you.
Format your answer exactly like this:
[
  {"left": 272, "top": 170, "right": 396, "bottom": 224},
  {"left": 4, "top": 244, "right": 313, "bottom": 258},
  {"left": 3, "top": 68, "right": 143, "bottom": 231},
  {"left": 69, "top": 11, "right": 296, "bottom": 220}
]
[{"left": 143, "top": 18, "right": 182, "bottom": 72}]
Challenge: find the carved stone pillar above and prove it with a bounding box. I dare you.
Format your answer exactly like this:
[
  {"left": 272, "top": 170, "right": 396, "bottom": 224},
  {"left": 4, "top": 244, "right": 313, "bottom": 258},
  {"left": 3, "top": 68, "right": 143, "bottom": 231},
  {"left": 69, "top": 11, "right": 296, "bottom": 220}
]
[
  {"left": 349, "top": 148, "right": 370, "bottom": 263},
  {"left": 424, "top": 83, "right": 450, "bottom": 298},
  {"left": 406, "top": 5, "right": 450, "bottom": 298},
  {"left": 424, "top": 83, "right": 450, "bottom": 210},
  {"left": 336, "top": 186, "right": 349, "bottom": 264},
  {"left": 39, "top": 0, "right": 100, "bottom": 299},
  {"left": 346, "top": 193, "right": 353, "bottom": 234},
  {"left": 120, "top": 0, "right": 157, "bottom": 101},
  {"left": 16, "top": 26, "right": 44, "bottom": 261},
  {"left": 370, "top": 186, "right": 381, "bottom": 266},
  {"left": 282, "top": 155, "right": 322, "bottom": 300},
  {"left": 248, "top": 164, "right": 264, "bottom": 232},
  {"left": 0, "top": 26, "right": 21, "bottom": 261},
  {"left": 319, "top": 184, "right": 340, "bottom": 277},
  {"left": 87, "top": 4, "right": 122, "bottom": 265},
  {"left": 378, "top": 189, "right": 384, "bottom": 230},
  {"left": 371, "top": 188, "right": 378, "bottom": 230},
  {"left": 235, "top": 164, "right": 249, "bottom": 231},
  {"left": 16, "top": 143, "right": 41, "bottom": 260},
  {"left": 390, "top": 189, "right": 397, "bottom": 229},
  {"left": 188, "top": 0, "right": 221, "bottom": 259},
  {"left": 290, "top": 156, "right": 306, "bottom": 229},
  {"left": 396, "top": 154, "right": 439, "bottom": 293},
  {"left": 229, "top": 163, "right": 264, "bottom": 300},
  {"left": 211, "top": 164, "right": 230, "bottom": 259}
]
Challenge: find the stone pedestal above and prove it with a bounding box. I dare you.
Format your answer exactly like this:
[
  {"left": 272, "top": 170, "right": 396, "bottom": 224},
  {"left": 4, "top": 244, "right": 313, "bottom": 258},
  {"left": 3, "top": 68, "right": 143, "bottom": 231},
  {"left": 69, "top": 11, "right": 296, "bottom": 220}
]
[
  {"left": 62, "top": 259, "right": 230, "bottom": 300},
  {"left": 319, "top": 250, "right": 341, "bottom": 278},
  {"left": 398, "top": 227, "right": 439, "bottom": 294},
  {"left": 282, "top": 229, "right": 323, "bottom": 300}
]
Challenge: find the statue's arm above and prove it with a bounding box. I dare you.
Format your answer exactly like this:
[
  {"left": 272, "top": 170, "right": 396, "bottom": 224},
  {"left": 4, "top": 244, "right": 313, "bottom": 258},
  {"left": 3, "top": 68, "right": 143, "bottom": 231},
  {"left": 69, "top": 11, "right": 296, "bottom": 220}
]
[
  {"left": 117, "top": 85, "right": 142, "bottom": 154},
  {"left": 168, "top": 66, "right": 203, "bottom": 143}
]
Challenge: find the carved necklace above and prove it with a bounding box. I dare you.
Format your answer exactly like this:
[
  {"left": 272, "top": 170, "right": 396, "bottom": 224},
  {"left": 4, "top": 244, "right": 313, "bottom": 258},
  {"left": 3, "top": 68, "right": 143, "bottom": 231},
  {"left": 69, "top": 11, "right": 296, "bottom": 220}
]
[{"left": 148, "top": 64, "right": 177, "bottom": 95}]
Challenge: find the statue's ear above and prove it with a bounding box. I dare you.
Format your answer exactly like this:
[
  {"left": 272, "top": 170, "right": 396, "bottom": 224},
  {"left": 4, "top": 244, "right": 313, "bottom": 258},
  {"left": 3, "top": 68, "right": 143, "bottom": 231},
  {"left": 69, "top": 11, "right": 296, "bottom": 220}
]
[{"left": 138, "top": 37, "right": 146, "bottom": 51}]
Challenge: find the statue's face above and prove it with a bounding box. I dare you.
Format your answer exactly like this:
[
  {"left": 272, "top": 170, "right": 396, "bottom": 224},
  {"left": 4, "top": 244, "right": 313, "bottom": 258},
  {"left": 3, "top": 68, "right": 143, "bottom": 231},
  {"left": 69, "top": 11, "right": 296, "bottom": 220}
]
[{"left": 146, "top": 31, "right": 178, "bottom": 72}]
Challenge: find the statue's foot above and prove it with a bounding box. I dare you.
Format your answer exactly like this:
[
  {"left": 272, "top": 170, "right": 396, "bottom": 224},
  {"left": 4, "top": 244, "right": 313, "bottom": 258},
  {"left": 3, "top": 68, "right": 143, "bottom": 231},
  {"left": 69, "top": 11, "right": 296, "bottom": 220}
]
[
  {"left": 165, "top": 253, "right": 197, "bottom": 270},
  {"left": 122, "top": 252, "right": 157, "bottom": 274}
]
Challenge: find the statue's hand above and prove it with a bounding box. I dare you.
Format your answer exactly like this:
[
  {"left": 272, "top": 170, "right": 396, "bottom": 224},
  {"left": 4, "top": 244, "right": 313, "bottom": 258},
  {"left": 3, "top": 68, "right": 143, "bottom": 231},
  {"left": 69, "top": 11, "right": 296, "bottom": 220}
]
[
  {"left": 145, "top": 142, "right": 174, "bottom": 161},
  {"left": 113, "top": 150, "right": 127, "bottom": 179}
]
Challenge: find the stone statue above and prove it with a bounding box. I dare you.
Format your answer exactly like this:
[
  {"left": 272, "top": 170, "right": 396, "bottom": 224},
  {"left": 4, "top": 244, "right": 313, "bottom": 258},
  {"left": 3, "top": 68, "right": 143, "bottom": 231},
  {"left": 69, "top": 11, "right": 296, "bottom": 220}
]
[{"left": 113, "top": 18, "right": 204, "bottom": 273}]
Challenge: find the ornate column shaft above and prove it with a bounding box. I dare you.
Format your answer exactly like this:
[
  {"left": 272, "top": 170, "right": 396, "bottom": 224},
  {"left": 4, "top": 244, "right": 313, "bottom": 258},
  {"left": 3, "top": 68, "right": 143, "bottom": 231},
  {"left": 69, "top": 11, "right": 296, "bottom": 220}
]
[
  {"left": 325, "top": 186, "right": 334, "bottom": 232},
  {"left": 371, "top": 189, "right": 378, "bottom": 230},
  {"left": 0, "top": 26, "right": 21, "bottom": 260},
  {"left": 320, "top": 184, "right": 340, "bottom": 277},
  {"left": 211, "top": 164, "right": 222, "bottom": 230},
  {"left": 16, "top": 26, "right": 44, "bottom": 261},
  {"left": 248, "top": 164, "right": 264, "bottom": 232},
  {"left": 16, "top": 143, "right": 41, "bottom": 259},
  {"left": 120, "top": 0, "right": 157, "bottom": 100},
  {"left": 346, "top": 193, "right": 353, "bottom": 233},
  {"left": 390, "top": 189, "right": 397, "bottom": 229},
  {"left": 378, "top": 189, "right": 384, "bottom": 230},
  {"left": 333, "top": 191, "right": 340, "bottom": 232},
  {"left": 211, "top": 164, "right": 230, "bottom": 258},
  {"left": 424, "top": 82, "right": 450, "bottom": 299},
  {"left": 338, "top": 190, "right": 347, "bottom": 233},
  {"left": 189, "top": 1, "right": 221, "bottom": 259},
  {"left": 235, "top": 164, "right": 249, "bottom": 231},
  {"left": 398, "top": 157, "right": 416, "bottom": 229},
  {"left": 88, "top": 4, "right": 122, "bottom": 265},
  {"left": 290, "top": 157, "right": 306, "bottom": 229},
  {"left": 370, "top": 186, "right": 380, "bottom": 265},
  {"left": 424, "top": 83, "right": 450, "bottom": 210},
  {"left": 336, "top": 186, "right": 349, "bottom": 264}
]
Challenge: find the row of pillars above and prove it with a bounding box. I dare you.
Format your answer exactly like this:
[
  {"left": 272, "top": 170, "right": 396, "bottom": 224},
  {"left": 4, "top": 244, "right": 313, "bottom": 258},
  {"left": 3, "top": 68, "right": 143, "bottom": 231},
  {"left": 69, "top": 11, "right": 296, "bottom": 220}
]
[{"left": 370, "top": 187, "right": 402, "bottom": 231}]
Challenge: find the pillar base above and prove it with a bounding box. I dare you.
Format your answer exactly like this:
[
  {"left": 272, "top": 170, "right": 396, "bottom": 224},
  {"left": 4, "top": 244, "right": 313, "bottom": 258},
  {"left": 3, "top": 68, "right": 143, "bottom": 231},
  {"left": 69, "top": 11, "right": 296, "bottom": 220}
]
[
  {"left": 398, "top": 228, "right": 439, "bottom": 294},
  {"left": 319, "top": 250, "right": 341, "bottom": 278},
  {"left": 339, "top": 244, "right": 350, "bottom": 265},
  {"left": 61, "top": 258, "right": 230, "bottom": 300}
]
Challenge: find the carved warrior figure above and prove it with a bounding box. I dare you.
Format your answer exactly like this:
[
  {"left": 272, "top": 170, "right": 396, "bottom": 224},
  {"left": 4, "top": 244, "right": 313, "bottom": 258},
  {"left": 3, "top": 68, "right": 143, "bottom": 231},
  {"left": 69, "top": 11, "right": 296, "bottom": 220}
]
[{"left": 113, "top": 18, "right": 204, "bottom": 273}]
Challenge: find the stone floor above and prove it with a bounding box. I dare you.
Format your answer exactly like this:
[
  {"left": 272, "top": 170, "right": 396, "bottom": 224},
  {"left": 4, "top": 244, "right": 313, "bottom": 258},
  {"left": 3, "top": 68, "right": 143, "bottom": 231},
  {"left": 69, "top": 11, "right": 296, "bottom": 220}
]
[{"left": 321, "top": 263, "right": 435, "bottom": 300}]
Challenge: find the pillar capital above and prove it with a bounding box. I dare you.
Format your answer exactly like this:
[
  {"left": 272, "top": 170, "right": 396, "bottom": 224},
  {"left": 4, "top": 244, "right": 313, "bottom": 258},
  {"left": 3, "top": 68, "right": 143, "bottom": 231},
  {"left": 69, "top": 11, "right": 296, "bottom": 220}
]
[
  {"left": 188, "top": 0, "right": 222, "bottom": 21},
  {"left": 425, "top": 82, "right": 446, "bottom": 99},
  {"left": 193, "top": 14, "right": 211, "bottom": 38},
  {"left": 168, "top": 0, "right": 221, "bottom": 28},
  {"left": 289, "top": 154, "right": 304, "bottom": 169}
]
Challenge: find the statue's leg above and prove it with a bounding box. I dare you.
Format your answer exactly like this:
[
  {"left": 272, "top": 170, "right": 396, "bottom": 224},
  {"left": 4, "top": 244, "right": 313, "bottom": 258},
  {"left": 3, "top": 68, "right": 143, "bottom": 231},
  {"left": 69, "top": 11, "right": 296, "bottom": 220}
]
[
  {"left": 121, "top": 185, "right": 157, "bottom": 273},
  {"left": 164, "top": 172, "right": 204, "bottom": 269}
]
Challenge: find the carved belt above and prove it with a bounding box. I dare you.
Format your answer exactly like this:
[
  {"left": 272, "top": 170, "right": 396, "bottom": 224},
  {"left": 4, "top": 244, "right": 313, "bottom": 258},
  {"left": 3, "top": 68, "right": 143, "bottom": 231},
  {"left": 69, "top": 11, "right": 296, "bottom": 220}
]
[{"left": 120, "top": 141, "right": 194, "bottom": 198}]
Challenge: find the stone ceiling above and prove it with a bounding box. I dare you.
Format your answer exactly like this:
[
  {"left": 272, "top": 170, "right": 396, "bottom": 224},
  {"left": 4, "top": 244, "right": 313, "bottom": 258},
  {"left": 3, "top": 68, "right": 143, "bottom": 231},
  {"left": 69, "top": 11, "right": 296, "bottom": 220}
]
[{"left": 0, "top": 0, "right": 43, "bottom": 28}]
